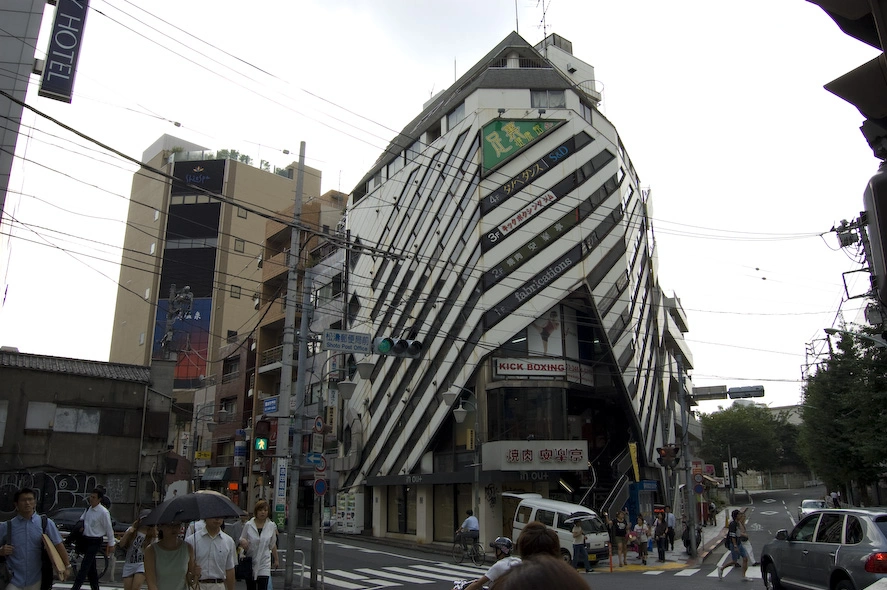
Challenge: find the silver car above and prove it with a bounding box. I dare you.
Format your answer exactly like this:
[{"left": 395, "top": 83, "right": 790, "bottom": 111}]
[
  {"left": 761, "top": 508, "right": 887, "bottom": 590},
  {"left": 798, "top": 499, "right": 828, "bottom": 520}
]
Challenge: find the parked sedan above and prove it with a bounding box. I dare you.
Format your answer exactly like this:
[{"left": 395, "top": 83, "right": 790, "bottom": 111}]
[
  {"left": 798, "top": 499, "right": 828, "bottom": 520},
  {"left": 761, "top": 508, "right": 887, "bottom": 590},
  {"left": 49, "top": 507, "right": 131, "bottom": 536}
]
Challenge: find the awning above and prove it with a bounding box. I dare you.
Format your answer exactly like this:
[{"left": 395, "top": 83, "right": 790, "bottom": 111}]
[
  {"left": 201, "top": 467, "right": 231, "bottom": 481},
  {"left": 702, "top": 474, "right": 721, "bottom": 486}
]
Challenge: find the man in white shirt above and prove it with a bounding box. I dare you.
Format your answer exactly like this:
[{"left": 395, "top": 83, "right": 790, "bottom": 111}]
[
  {"left": 72, "top": 488, "right": 115, "bottom": 590},
  {"left": 186, "top": 517, "right": 236, "bottom": 590},
  {"left": 456, "top": 509, "right": 479, "bottom": 550}
]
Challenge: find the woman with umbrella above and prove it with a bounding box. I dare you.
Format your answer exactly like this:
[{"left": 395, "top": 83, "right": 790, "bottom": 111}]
[
  {"left": 144, "top": 521, "right": 196, "bottom": 590},
  {"left": 141, "top": 491, "right": 243, "bottom": 590},
  {"left": 239, "top": 500, "right": 279, "bottom": 590}
]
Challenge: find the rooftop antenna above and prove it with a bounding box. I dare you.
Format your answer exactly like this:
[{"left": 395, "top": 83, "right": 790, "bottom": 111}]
[
  {"left": 538, "top": 0, "right": 551, "bottom": 56},
  {"left": 515, "top": 0, "right": 519, "bottom": 34}
]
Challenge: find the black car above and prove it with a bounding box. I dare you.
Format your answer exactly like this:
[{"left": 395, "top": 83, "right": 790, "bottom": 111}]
[{"left": 49, "top": 507, "right": 130, "bottom": 536}]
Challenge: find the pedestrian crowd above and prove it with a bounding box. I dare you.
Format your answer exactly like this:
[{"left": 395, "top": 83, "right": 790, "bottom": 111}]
[{"left": 1, "top": 486, "right": 271, "bottom": 590}]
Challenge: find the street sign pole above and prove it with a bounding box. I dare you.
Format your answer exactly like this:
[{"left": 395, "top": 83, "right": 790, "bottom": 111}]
[{"left": 678, "top": 357, "right": 698, "bottom": 559}]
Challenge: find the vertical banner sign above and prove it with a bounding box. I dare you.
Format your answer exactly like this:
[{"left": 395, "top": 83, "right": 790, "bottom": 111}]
[
  {"left": 722, "top": 461, "right": 731, "bottom": 487},
  {"left": 39, "top": 0, "right": 90, "bottom": 103},
  {"left": 628, "top": 442, "right": 640, "bottom": 482},
  {"left": 274, "top": 459, "right": 287, "bottom": 529}
]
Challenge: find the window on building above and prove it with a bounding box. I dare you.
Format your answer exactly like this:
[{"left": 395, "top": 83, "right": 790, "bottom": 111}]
[
  {"left": 406, "top": 141, "right": 421, "bottom": 162},
  {"left": 234, "top": 238, "right": 245, "bottom": 253},
  {"left": 230, "top": 285, "right": 242, "bottom": 298},
  {"left": 426, "top": 119, "right": 442, "bottom": 144},
  {"left": 150, "top": 242, "right": 156, "bottom": 255},
  {"left": 139, "top": 332, "right": 145, "bottom": 346},
  {"left": 26, "top": 402, "right": 101, "bottom": 434},
  {"left": 498, "top": 329, "right": 528, "bottom": 357},
  {"left": 530, "top": 89, "right": 566, "bottom": 108},
  {"left": 447, "top": 102, "right": 466, "bottom": 129},
  {"left": 219, "top": 398, "right": 236, "bottom": 420},
  {"left": 308, "top": 382, "right": 322, "bottom": 406},
  {"left": 312, "top": 273, "right": 343, "bottom": 306},
  {"left": 489, "top": 387, "right": 566, "bottom": 441}
]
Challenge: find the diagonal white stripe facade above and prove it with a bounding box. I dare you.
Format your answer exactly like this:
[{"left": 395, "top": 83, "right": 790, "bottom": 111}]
[{"left": 336, "top": 31, "right": 695, "bottom": 542}]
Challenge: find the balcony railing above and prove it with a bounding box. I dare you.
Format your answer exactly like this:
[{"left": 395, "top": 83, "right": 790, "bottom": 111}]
[{"left": 260, "top": 345, "right": 283, "bottom": 367}]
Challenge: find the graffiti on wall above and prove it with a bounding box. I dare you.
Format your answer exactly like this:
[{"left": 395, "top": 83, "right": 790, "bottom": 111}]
[{"left": 0, "top": 472, "right": 131, "bottom": 514}]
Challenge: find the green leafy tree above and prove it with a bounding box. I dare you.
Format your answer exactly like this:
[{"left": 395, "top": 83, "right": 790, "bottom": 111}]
[
  {"left": 699, "top": 404, "right": 781, "bottom": 473},
  {"left": 799, "top": 330, "right": 887, "bottom": 503}
]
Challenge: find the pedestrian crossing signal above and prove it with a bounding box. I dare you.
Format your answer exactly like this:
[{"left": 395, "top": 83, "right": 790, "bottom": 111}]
[{"left": 254, "top": 437, "right": 269, "bottom": 452}]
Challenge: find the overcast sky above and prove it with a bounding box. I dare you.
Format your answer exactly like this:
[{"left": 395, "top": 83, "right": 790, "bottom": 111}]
[{"left": 1, "top": 0, "right": 880, "bottom": 413}]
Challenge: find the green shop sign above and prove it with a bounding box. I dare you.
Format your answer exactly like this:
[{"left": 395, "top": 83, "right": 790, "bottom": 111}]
[{"left": 482, "top": 119, "right": 563, "bottom": 173}]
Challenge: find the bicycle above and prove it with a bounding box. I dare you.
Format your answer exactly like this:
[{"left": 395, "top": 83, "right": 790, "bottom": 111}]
[
  {"left": 452, "top": 539, "right": 486, "bottom": 566},
  {"left": 66, "top": 543, "right": 109, "bottom": 580}
]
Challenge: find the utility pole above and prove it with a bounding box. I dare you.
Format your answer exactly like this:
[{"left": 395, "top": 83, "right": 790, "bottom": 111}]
[
  {"left": 279, "top": 142, "right": 306, "bottom": 590},
  {"left": 677, "top": 357, "right": 698, "bottom": 558}
]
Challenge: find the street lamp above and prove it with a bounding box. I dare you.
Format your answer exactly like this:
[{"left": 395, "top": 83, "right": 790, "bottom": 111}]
[
  {"left": 824, "top": 327, "right": 887, "bottom": 348},
  {"left": 191, "top": 405, "right": 226, "bottom": 492},
  {"left": 442, "top": 386, "right": 481, "bottom": 526}
]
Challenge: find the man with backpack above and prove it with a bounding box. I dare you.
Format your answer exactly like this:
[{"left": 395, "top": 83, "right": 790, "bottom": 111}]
[
  {"left": 718, "top": 509, "right": 751, "bottom": 581},
  {"left": 0, "top": 487, "right": 71, "bottom": 590}
]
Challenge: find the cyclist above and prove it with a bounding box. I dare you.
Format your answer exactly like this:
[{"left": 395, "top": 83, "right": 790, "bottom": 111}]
[
  {"left": 464, "top": 537, "right": 519, "bottom": 590},
  {"left": 455, "top": 510, "right": 479, "bottom": 550}
]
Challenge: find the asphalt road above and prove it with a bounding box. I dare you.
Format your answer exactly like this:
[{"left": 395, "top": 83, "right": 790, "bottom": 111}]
[{"left": 48, "top": 487, "right": 822, "bottom": 589}]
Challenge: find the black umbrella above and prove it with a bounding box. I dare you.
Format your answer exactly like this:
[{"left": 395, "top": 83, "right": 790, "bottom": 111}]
[{"left": 142, "top": 491, "right": 245, "bottom": 525}]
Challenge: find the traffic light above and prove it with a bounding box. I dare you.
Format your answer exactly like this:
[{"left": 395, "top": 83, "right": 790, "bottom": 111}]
[
  {"left": 864, "top": 162, "right": 887, "bottom": 305},
  {"left": 810, "top": 2, "right": 887, "bottom": 303},
  {"left": 809, "top": 1, "right": 887, "bottom": 150},
  {"left": 656, "top": 445, "right": 680, "bottom": 468},
  {"left": 372, "top": 337, "right": 423, "bottom": 358},
  {"left": 254, "top": 419, "right": 270, "bottom": 455}
]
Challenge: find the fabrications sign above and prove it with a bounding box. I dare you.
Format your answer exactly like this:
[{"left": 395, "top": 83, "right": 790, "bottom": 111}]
[{"left": 39, "top": 0, "right": 89, "bottom": 103}]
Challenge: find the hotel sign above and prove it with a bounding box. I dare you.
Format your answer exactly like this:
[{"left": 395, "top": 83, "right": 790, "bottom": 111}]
[
  {"left": 39, "top": 0, "right": 89, "bottom": 103},
  {"left": 482, "top": 119, "right": 564, "bottom": 175}
]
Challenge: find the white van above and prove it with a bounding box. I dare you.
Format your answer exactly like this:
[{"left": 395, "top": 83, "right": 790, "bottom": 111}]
[{"left": 505, "top": 493, "right": 609, "bottom": 563}]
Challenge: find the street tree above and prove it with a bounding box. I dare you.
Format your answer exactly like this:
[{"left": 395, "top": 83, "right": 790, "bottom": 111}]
[
  {"left": 800, "top": 329, "right": 887, "bottom": 504},
  {"left": 698, "top": 404, "right": 782, "bottom": 473}
]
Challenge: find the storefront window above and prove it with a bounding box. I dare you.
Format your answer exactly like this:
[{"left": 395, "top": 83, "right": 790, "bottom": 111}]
[
  {"left": 433, "top": 485, "right": 457, "bottom": 541},
  {"left": 387, "top": 485, "right": 417, "bottom": 534},
  {"left": 489, "top": 387, "right": 566, "bottom": 440}
]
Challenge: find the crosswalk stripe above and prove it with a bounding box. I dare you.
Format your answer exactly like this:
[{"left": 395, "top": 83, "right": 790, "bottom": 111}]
[
  {"left": 385, "top": 565, "right": 469, "bottom": 581},
  {"left": 425, "top": 562, "right": 488, "bottom": 575},
  {"left": 675, "top": 568, "right": 699, "bottom": 576},
  {"left": 643, "top": 570, "right": 666, "bottom": 575},
  {"left": 327, "top": 569, "right": 369, "bottom": 579},
  {"left": 382, "top": 565, "right": 449, "bottom": 582},
  {"left": 355, "top": 568, "right": 434, "bottom": 583},
  {"left": 298, "top": 571, "right": 375, "bottom": 590},
  {"left": 413, "top": 562, "right": 487, "bottom": 577}
]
